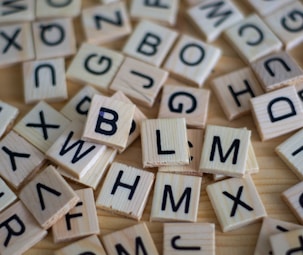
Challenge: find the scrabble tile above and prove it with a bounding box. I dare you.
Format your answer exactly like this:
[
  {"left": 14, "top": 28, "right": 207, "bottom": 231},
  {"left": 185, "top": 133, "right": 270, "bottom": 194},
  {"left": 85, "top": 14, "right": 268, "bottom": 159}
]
[
  {"left": 19, "top": 165, "right": 79, "bottom": 229},
  {"left": 0, "top": 131, "right": 45, "bottom": 189},
  {"left": 0, "top": 0, "right": 35, "bottom": 24},
  {"left": 102, "top": 223, "right": 159, "bottom": 255},
  {"left": 130, "top": 0, "right": 179, "bottom": 26},
  {"left": 248, "top": 0, "right": 296, "bottom": 16},
  {"left": 0, "top": 178, "right": 16, "bottom": 212},
  {"left": 83, "top": 94, "right": 135, "bottom": 150},
  {"left": 141, "top": 118, "right": 189, "bottom": 168},
  {"left": 254, "top": 217, "right": 302, "bottom": 255},
  {"left": 96, "top": 162, "right": 154, "bottom": 220},
  {"left": 0, "top": 22, "right": 35, "bottom": 68},
  {"left": 164, "top": 34, "right": 221, "bottom": 87},
  {"left": 110, "top": 56, "right": 168, "bottom": 107},
  {"left": 82, "top": 1, "right": 131, "bottom": 45},
  {"left": 52, "top": 188, "right": 99, "bottom": 243},
  {"left": 32, "top": 18, "right": 76, "bottom": 60},
  {"left": 23, "top": 58, "right": 68, "bottom": 104},
  {"left": 67, "top": 43, "right": 124, "bottom": 91},
  {"left": 54, "top": 235, "right": 107, "bottom": 255},
  {"left": 46, "top": 119, "right": 106, "bottom": 179},
  {"left": 250, "top": 86, "right": 303, "bottom": 141},
  {"left": 224, "top": 14, "right": 282, "bottom": 64},
  {"left": 200, "top": 125, "right": 251, "bottom": 177},
  {"left": 0, "top": 201, "right": 47, "bottom": 255},
  {"left": 123, "top": 20, "right": 178, "bottom": 67},
  {"left": 13, "top": 101, "right": 70, "bottom": 153},
  {"left": 150, "top": 172, "right": 201, "bottom": 222},
  {"left": 163, "top": 223, "right": 215, "bottom": 255},
  {"left": 251, "top": 51, "right": 303, "bottom": 92},
  {"left": 187, "top": 0, "right": 244, "bottom": 42},
  {"left": 211, "top": 67, "right": 264, "bottom": 120},
  {"left": 158, "top": 84, "right": 210, "bottom": 128},
  {"left": 206, "top": 176, "right": 267, "bottom": 232},
  {"left": 0, "top": 100, "right": 19, "bottom": 138},
  {"left": 36, "top": 0, "right": 81, "bottom": 18}
]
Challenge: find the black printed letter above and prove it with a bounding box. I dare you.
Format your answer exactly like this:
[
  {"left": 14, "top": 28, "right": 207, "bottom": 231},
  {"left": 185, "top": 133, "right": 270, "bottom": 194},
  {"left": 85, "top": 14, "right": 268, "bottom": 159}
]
[
  {"left": 94, "top": 11, "right": 123, "bottom": 30},
  {"left": 179, "top": 43, "right": 205, "bottom": 66},
  {"left": 156, "top": 129, "right": 175, "bottom": 155},
  {"left": 84, "top": 54, "right": 112, "bottom": 75},
  {"left": 281, "top": 10, "right": 303, "bottom": 33},
  {"left": 210, "top": 136, "right": 240, "bottom": 164},
  {"left": 228, "top": 80, "right": 256, "bottom": 107},
  {"left": 168, "top": 91, "right": 197, "bottom": 114},
  {"left": 95, "top": 107, "right": 118, "bottom": 136},
  {"left": 161, "top": 185, "right": 191, "bottom": 213},
  {"left": 34, "top": 64, "right": 56, "bottom": 88},
  {"left": 238, "top": 24, "right": 264, "bottom": 46},
  {"left": 137, "top": 33, "right": 161, "bottom": 56},
  {"left": 40, "top": 23, "right": 65, "bottom": 46},
  {"left": 267, "top": 97, "right": 296, "bottom": 123}
]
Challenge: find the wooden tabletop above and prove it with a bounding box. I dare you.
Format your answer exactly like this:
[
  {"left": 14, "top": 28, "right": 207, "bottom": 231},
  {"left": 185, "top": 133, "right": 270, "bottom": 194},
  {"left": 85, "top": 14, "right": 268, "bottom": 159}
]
[{"left": 0, "top": 1, "right": 301, "bottom": 254}]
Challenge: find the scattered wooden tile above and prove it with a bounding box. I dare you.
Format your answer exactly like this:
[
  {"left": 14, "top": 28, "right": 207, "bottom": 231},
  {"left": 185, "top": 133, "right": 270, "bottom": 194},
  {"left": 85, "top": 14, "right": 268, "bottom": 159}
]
[
  {"left": 0, "top": 131, "right": 45, "bottom": 189},
  {"left": 0, "top": 178, "right": 16, "bottom": 212},
  {"left": 224, "top": 14, "right": 282, "bottom": 64},
  {"left": 82, "top": 1, "right": 131, "bottom": 45},
  {"left": 248, "top": 0, "right": 296, "bottom": 16},
  {"left": 187, "top": 0, "right": 244, "bottom": 42},
  {"left": 250, "top": 86, "right": 303, "bottom": 141},
  {"left": 0, "top": 0, "right": 35, "bottom": 24},
  {"left": 0, "top": 100, "right": 19, "bottom": 138},
  {"left": 158, "top": 84, "right": 210, "bottom": 128},
  {"left": 0, "top": 22, "right": 35, "bottom": 68},
  {"left": 163, "top": 223, "right": 215, "bottom": 255},
  {"left": 102, "top": 223, "right": 159, "bottom": 255},
  {"left": 206, "top": 176, "right": 267, "bottom": 232},
  {"left": 164, "top": 34, "right": 221, "bottom": 87},
  {"left": 13, "top": 101, "right": 70, "bottom": 153},
  {"left": 110, "top": 56, "right": 168, "bottom": 107},
  {"left": 23, "top": 58, "right": 68, "bottom": 104},
  {"left": 19, "top": 165, "right": 79, "bottom": 229},
  {"left": 130, "top": 0, "right": 179, "bottom": 26},
  {"left": 150, "top": 172, "right": 201, "bottom": 222},
  {"left": 36, "top": 0, "right": 81, "bottom": 18},
  {"left": 200, "top": 125, "right": 251, "bottom": 177},
  {"left": 66, "top": 43, "right": 124, "bottom": 91},
  {"left": 96, "top": 162, "right": 154, "bottom": 220},
  {"left": 141, "top": 118, "right": 189, "bottom": 168},
  {"left": 0, "top": 201, "right": 47, "bottom": 255},
  {"left": 211, "top": 67, "right": 264, "bottom": 120},
  {"left": 123, "top": 20, "right": 178, "bottom": 67}
]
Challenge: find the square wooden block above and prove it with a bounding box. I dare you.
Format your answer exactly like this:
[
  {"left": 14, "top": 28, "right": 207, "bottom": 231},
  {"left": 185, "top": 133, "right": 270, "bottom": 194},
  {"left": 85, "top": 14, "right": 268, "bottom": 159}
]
[
  {"left": 163, "top": 223, "right": 215, "bottom": 255},
  {"left": 211, "top": 67, "right": 264, "bottom": 120},
  {"left": 0, "top": 201, "right": 47, "bottom": 255},
  {"left": 250, "top": 86, "right": 303, "bottom": 141},
  {"left": 141, "top": 118, "right": 189, "bottom": 167},
  {"left": 19, "top": 165, "right": 79, "bottom": 229},
  {"left": 123, "top": 20, "right": 178, "bottom": 67},
  {"left": 0, "top": 131, "right": 45, "bottom": 189},
  {"left": 82, "top": 1, "right": 131, "bottom": 45},
  {"left": 164, "top": 34, "right": 221, "bottom": 87},
  {"left": 151, "top": 172, "right": 201, "bottom": 222},
  {"left": 248, "top": 0, "right": 296, "bottom": 16},
  {"left": 67, "top": 43, "right": 124, "bottom": 91},
  {"left": 0, "top": 100, "right": 19, "bottom": 138},
  {"left": 187, "top": 0, "right": 244, "bottom": 42},
  {"left": 23, "top": 58, "right": 68, "bottom": 104},
  {"left": 96, "top": 162, "right": 154, "bottom": 220},
  {"left": 13, "top": 101, "right": 70, "bottom": 153},
  {"left": 83, "top": 94, "right": 135, "bottom": 150},
  {"left": 206, "top": 176, "right": 267, "bottom": 232},
  {"left": 0, "top": 22, "right": 35, "bottom": 68},
  {"left": 36, "top": 0, "right": 81, "bottom": 18},
  {"left": 200, "top": 125, "right": 251, "bottom": 177},
  {"left": 158, "top": 84, "right": 210, "bottom": 128},
  {"left": 224, "top": 14, "right": 282, "bottom": 64},
  {"left": 110, "top": 56, "right": 168, "bottom": 107},
  {"left": 0, "top": 0, "right": 35, "bottom": 24},
  {"left": 0, "top": 178, "right": 16, "bottom": 212},
  {"left": 102, "top": 223, "right": 159, "bottom": 255}
]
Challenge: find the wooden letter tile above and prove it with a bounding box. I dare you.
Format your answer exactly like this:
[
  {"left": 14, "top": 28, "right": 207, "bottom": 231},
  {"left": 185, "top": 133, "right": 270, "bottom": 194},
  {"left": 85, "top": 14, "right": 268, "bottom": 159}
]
[
  {"left": 187, "top": 0, "right": 244, "bottom": 42},
  {"left": 0, "top": 0, "right": 35, "bottom": 24},
  {"left": 250, "top": 86, "right": 303, "bottom": 141},
  {"left": 163, "top": 223, "right": 215, "bottom": 255},
  {"left": 248, "top": 0, "right": 296, "bottom": 16},
  {"left": 36, "top": 0, "right": 81, "bottom": 18},
  {"left": 0, "top": 178, "right": 16, "bottom": 212},
  {"left": 0, "top": 100, "right": 19, "bottom": 138},
  {"left": 96, "top": 162, "right": 154, "bottom": 220},
  {"left": 164, "top": 34, "right": 221, "bottom": 87},
  {"left": 200, "top": 125, "right": 251, "bottom": 177},
  {"left": 123, "top": 20, "right": 178, "bottom": 67},
  {"left": 13, "top": 101, "right": 70, "bottom": 153},
  {"left": 141, "top": 118, "right": 189, "bottom": 167},
  {"left": 224, "top": 14, "right": 282, "bottom": 64},
  {"left": 158, "top": 84, "right": 210, "bottom": 128},
  {"left": 150, "top": 172, "right": 201, "bottom": 222},
  {"left": 110, "top": 56, "right": 168, "bottom": 107},
  {"left": 206, "top": 176, "right": 267, "bottom": 232},
  {"left": 82, "top": 1, "right": 131, "bottom": 45},
  {"left": 19, "top": 165, "right": 79, "bottom": 229}
]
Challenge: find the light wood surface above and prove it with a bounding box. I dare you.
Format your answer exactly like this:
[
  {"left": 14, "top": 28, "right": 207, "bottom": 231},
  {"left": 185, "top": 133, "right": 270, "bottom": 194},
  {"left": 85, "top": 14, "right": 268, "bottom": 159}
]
[{"left": 1, "top": 1, "right": 302, "bottom": 254}]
